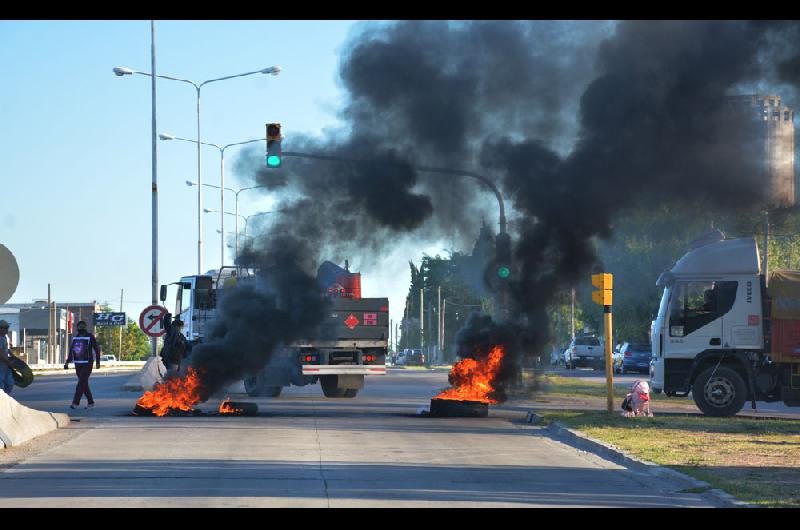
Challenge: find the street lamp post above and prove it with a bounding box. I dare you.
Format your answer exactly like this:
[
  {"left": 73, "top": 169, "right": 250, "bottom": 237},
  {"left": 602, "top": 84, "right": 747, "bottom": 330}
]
[
  {"left": 163, "top": 135, "right": 264, "bottom": 269},
  {"left": 186, "top": 180, "right": 272, "bottom": 261},
  {"left": 205, "top": 208, "right": 282, "bottom": 262},
  {"left": 113, "top": 65, "right": 281, "bottom": 274}
]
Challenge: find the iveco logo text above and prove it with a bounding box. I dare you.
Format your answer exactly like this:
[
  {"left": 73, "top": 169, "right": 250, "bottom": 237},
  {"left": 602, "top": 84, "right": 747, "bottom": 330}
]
[{"left": 746, "top": 280, "right": 753, "bottom": 303}]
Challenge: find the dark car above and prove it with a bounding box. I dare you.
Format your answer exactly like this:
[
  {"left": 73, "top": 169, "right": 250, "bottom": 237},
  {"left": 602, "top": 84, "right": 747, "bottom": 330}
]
[{"left": 614, "top": 342, "right": 652, "bottom": 374}]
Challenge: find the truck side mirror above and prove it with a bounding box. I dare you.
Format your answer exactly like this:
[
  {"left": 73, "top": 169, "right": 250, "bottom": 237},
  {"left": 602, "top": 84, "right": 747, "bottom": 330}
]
[{"left": 160, "top": 285, "right": 167, "bottom": 302}]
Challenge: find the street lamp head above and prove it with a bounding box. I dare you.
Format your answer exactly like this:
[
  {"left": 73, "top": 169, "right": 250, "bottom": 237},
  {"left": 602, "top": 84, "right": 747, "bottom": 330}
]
[
  {"left": 261, "top": 65, "right": 282, "bottom": 76},
  {"left": 204, "top": 208, "right": 217, "bottom": 214},
  {"left": 113, "top": 67, "right": 134, "bottom": 76},
  {"left": 186, "top": 180, "right": 197, "bottom": 187},
  {"left": 158, "top": 133, "right": 175, "bottom": 141}
]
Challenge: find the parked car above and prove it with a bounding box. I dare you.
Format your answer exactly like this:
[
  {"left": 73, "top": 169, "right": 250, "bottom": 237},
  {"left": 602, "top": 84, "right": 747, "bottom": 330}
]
[
  {"left": 613, "top": 342, "right": 652, "bottom": 374},
  {"left": 565, "top": 336, "right": 604, "bottom": 370},
  {"left": 100, "top": 354, "right": 116, "bottom": 362}
]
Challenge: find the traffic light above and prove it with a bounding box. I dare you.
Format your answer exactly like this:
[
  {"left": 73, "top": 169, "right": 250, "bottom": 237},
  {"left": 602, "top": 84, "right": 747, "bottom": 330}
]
[
  {"left": 266, "top": 123, "right": 282, "bottom": 168},
  {"left": 495, "top": 232, "right": 512, "bottom": 280},
  {"left": 591, "top": 273, "right": 613, "bottom": 306}
]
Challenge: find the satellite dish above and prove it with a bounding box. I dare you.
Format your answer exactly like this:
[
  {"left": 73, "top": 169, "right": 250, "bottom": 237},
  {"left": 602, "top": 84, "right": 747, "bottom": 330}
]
[{"left": 0, "top": 244, "right": 20, "bottom": 304}]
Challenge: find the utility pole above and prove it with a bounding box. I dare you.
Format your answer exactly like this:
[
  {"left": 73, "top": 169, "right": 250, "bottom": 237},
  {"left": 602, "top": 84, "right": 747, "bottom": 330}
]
[
  {"left": 571, "top": 288, "right": 576, "bottom": 340},
  {"left": 441, "top": 298, "right": 447, "bottom": 362},
  {"left": 47, "top": 283, "right": 52, "bottom": 364},
  {"left": 427, "top": 293, "right": 433, "bottom": 367},
  {"left": 437, "top": 286, "right": 441, "bottom": 364},
  {"left": 119, "top": 289, "right": 124, "bottom": 360},
  {"left": 419, "top": 288, "right": 424, "bottom": 354},
  {"left": 764, "top": 210, "right": 770, "bottom": 286}
]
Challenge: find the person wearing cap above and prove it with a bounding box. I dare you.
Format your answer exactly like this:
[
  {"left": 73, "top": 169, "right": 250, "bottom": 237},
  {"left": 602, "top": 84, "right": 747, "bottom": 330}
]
[
  {"left": 0, "top": 320, "right": 16, "bottom": 394},
  {"left": 64, "top": 320, "right": 101, "bottom": 409},
  {"left": 160, "top": 313, "right": 189, "bottom": 376}
]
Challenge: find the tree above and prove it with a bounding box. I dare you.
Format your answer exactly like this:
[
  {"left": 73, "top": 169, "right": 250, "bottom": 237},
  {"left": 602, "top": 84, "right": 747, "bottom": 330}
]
[{"left": 93, "top": 304, "right": 152, "bottom": 360}]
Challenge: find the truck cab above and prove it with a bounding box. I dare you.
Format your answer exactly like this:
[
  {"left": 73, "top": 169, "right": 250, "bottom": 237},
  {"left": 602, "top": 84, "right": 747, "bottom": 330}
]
[{"left": 652, "top": 237, "right": 800, "bottom": 416}]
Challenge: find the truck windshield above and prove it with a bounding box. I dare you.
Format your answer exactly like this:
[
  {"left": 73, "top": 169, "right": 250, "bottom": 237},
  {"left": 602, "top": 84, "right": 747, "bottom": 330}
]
[{"left": 669, "top": 280, "right": 738, "bottom": 337}]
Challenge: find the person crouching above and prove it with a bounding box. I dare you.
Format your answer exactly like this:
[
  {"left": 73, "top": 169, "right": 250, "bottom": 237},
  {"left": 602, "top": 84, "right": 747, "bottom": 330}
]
[{"left": 622, "top": 380, "right": 653, "bottom": 417}]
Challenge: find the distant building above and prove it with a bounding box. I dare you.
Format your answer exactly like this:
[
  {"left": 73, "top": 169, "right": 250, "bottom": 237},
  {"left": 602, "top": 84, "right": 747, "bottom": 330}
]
[
  {"left": 0, "top": 300, "right": 100, "bottom": 364},
  {"left": 728, "top": 94, "right": 795, "bottom": 207}
]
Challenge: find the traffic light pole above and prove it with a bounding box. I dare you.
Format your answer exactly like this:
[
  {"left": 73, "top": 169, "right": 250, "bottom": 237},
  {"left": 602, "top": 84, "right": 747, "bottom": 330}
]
[
  {"left": 280, "top": 152, "right": 507, "bottom": 235},
  {"left": 604, "top": 304, "right": 613, "bottom": 413},
  {"left": 592, "top": 273, "right": 614, "bottom": 413}
]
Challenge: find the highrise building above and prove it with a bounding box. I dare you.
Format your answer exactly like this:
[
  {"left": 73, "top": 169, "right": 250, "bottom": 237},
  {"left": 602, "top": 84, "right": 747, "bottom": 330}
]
[{"left": 728, "top": 94, "right": 795, "bottom": 207}]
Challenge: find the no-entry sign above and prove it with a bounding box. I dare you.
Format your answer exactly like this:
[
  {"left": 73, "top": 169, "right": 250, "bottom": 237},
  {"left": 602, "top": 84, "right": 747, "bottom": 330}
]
[{"left": 139, "top": 305, "right": 168, "bottom": 338}]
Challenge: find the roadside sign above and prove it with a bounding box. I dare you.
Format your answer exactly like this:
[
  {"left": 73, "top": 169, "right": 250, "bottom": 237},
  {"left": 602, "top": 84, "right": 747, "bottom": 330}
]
[
  {"left": 94, "top": 312, "right": 127, "bottom": 327},
  {"left": 139, "top": 305, "right": 168, "bottom": 338}
]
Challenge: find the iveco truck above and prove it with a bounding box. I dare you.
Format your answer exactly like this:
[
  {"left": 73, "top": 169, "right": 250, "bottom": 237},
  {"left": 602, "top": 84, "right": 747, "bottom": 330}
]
[
  {"left": 651, "top": 235, "right": 800, "bottom": 416},
  {"left": 160, "top": 261, "right": 388, "bottom": 399}
]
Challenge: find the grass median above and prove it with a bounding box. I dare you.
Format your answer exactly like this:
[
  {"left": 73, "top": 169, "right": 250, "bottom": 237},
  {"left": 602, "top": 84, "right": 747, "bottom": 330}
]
[{"left": 534, "top": 378, "right": 800, "bottom": 508}]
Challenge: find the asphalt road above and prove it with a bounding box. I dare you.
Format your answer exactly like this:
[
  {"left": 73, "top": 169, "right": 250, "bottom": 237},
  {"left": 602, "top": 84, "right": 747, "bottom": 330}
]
[{"left": 0, "top": 369, "right": 726, "bottom": 507}]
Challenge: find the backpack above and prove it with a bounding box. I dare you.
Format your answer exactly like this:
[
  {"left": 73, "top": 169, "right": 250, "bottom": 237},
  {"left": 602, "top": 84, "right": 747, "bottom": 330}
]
[
  {"left": 621, "top": 393, "right": 633, "bottom": 412},
  {"left": 71, "top": 336, "right": 92, "bottom": 364}
]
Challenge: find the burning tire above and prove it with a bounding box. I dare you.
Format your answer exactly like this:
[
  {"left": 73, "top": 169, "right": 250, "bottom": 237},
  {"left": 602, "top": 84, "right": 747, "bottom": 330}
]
[{"left": 692, "top": 365, "right": 747, "bottom": 417}]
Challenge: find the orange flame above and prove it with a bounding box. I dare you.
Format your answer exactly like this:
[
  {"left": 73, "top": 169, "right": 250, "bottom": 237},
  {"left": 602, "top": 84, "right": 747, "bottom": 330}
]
[
  {"left": 136, "top": 367, "right": 204, "bottom": 416},
  {"left": 434, "top": 345, "right": 505, "bottom": 404},
  {"left": 218, "top": 397, "right": 244, "bottom": 415}
]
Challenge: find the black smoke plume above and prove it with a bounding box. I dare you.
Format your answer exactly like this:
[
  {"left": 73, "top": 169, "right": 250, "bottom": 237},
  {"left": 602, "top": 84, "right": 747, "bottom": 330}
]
[
  {"left": 187, "top": 234, "right": 330, "bottom": 399},
  {"left": 214, "top": 21, "right": 800, "bottom": 402}
]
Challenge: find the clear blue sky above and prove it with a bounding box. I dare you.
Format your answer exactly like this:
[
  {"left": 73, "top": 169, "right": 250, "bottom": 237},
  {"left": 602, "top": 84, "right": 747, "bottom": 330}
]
[{"left": 0, "top": 20, "right": 439, "bottom": 329}]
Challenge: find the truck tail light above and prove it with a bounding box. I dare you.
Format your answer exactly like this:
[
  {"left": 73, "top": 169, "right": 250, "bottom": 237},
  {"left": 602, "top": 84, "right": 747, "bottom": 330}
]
[{"left": 301, "top": 352, "right": 318, "bottom": 364}]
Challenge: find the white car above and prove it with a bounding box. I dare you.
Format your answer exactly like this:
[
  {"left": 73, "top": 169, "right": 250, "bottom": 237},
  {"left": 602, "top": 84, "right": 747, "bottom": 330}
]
[
  {"left": 100, "top": 354, "right": 117, "bottom": 362},
  {"left": 565, "top": 336, "right": 603, "bottom": 370}
]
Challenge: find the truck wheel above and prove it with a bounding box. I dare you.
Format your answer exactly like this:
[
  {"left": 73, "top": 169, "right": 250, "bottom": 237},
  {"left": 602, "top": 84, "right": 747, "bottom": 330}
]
[
  {"left": 244, "top": 375, "right": 263, "bottom": 397},
  {"left": 320, "top": 375, "right": 347, "bottom": 398},
  {"left": 263, "top": 386, "right": 282, "bottom": 398},
  {"left": 244, "top": 374, "right": 283, "bottom": 398},
  {"left": 343, "top": 389, "right": 358, "bottom": 398},
  {"left": 692, "top": 366, "right": 747, "bottom": 417}
]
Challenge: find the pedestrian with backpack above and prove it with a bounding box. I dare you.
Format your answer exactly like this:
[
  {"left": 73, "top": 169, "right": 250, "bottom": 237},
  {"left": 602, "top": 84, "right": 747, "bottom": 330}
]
[
  {"left": 159, "top": 313, "right": 189, "bottom": 377},
  {"left": 64, "top": 320, "right": 101, "bottom": 409}
]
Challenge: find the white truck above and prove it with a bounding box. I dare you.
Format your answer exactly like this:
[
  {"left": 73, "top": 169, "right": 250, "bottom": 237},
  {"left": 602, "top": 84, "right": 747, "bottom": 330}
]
[
  {"left": 160, "top": 262, "right": 388, "bottom": 399},
  {"left": 651, "top": 236, "right": 800, "bottom": 416}
]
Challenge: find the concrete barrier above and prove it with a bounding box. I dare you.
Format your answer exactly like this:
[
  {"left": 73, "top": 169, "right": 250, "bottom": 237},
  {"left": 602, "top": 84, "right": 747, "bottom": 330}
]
[
  {"left": 122, "top": 356, "right": 166, "bottom": 392},
  {"left": 0, "top": 390, "right": 69, "bottom": 448}
]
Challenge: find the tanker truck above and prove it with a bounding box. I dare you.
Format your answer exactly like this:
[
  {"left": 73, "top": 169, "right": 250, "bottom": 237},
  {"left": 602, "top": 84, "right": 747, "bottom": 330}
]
[
  {"left": 159, "top": 261, "right": 388, "bottom": 399},
  {"left": 650, "top": 235, "right": 800, "bottom": 416}
]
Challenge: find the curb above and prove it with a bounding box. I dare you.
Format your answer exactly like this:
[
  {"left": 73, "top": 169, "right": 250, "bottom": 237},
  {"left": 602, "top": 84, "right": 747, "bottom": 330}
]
[{"left": 525, "top": 412, "right": 752, "bottom": 508}]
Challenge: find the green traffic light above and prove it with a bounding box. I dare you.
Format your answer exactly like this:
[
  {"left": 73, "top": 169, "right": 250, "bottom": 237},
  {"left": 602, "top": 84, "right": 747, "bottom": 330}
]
[
  {"left": 266, "top": 155, "right": 282, "bottom": 168},
  {"left": 497, "top": 266, "right": 510, "bottom": 279}
]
